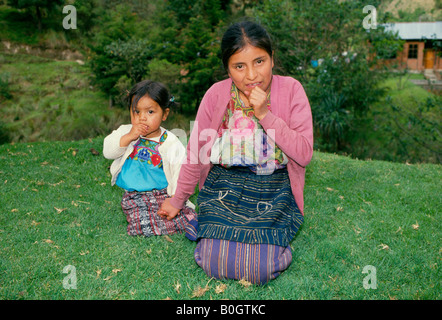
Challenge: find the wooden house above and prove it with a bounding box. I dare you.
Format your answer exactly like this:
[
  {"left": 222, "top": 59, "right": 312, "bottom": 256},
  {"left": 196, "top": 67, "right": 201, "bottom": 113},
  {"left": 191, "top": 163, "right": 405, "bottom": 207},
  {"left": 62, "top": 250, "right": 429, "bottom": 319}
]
[{"left": 383, "top": 21, "right": 442, "bottom": 71}]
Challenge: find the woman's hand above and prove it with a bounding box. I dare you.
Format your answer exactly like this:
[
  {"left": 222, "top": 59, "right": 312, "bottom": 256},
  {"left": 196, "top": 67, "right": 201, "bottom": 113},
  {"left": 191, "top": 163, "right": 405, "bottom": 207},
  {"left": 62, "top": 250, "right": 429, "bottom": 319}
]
[
  {"left": 158, "top": 198, "right": 180, "bottom": 221},
  {"left": 245, "top": 86, "right": 269, "bottom": 121}
]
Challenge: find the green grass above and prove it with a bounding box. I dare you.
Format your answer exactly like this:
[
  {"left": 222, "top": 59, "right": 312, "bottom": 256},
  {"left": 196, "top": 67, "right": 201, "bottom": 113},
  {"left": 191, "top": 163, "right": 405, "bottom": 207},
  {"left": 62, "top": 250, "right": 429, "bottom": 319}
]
[
  {"left": 0, "top": 52, "right": 194, "bottom": 144},
  {"left": 1, "top": 138, "right": 440, "bottom": 300}
]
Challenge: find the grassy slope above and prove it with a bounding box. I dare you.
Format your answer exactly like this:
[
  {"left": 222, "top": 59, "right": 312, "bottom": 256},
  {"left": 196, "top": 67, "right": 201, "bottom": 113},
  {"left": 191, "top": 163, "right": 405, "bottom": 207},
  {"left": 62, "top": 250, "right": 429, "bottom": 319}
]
[
  {"left": 0, "top": 138, "right": 440, "bottom": 300},
  {"left": 0, "top": 52, "right": 193, "bottom": 144},
  {"left": 0, "top": 53, "right": 127, "bottom": 143},
  {"left": 354, "top": 75, "right": 440, "bottom": 164}
]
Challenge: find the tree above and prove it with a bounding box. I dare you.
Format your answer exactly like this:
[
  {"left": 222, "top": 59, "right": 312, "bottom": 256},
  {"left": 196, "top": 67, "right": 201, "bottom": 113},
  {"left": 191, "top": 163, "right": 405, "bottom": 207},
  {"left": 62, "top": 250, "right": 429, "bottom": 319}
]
[
  {"left": 253, "top": 0, "right": 400, "bottom": 153},
  {"left": 87, "top": 4, "right": 152, "bottom": 105},
  {"left": 156, "top": 0, "right": 228, "bottom": 112},
  {"left": 7, "top": 0, "right": 63, "bottom": 30}
]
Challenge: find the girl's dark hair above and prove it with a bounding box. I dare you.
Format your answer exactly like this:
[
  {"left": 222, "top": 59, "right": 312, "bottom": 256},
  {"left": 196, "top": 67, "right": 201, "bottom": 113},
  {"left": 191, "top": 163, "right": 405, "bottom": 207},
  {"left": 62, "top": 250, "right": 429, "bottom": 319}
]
[
  {"left": 221, "top": 20, "right": 273, "bottom": 71},
  {"left": 126, "top": 80, "right": 174, "bottom": 112}
]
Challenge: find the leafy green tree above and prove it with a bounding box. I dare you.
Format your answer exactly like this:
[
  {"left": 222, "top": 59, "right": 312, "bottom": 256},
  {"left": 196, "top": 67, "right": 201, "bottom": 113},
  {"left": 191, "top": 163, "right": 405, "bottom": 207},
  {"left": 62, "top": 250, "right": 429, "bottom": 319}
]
[
  {"left": 86, "top": 4, "right": 152, "bottom": 105},
  {"left": 7, "top": 0, "right": 63, "bottom": 30},
  {"left": 156, "top": 0, "right": 228, "bottom": 112},
  {"left": 253, "top": 0, "right": 401, "bottom": 153}
]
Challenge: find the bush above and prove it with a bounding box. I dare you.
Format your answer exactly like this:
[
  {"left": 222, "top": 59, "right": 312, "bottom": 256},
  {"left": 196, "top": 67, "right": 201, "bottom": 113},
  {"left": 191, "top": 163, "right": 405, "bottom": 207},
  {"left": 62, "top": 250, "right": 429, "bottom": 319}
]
[
  {"left": 253, "top": 0, "right": 400, "bottom": 155},
  {"left": 0, "top": 72, "right": 12, "bottom": 100}
]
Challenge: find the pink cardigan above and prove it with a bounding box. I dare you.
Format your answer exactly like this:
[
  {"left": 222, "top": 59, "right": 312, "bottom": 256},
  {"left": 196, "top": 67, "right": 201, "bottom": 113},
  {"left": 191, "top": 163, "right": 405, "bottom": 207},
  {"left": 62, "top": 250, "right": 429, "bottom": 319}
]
[{"left": 170, "top": 75, "right": 313, "bottom": 214}]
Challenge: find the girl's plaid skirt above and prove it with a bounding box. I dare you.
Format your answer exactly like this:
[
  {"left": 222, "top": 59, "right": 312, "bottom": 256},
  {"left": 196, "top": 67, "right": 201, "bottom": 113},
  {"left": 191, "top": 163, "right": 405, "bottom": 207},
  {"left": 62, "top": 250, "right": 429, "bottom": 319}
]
[{"left": 121, "top": 188, "right": 196, "bottom": 237}]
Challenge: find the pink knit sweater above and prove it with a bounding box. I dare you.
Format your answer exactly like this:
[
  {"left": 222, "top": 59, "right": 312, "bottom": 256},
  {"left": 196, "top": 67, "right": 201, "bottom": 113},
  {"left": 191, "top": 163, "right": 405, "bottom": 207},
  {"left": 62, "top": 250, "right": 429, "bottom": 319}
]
[{"left": 170, "top": 75, "right": 313, "bottom": 214}]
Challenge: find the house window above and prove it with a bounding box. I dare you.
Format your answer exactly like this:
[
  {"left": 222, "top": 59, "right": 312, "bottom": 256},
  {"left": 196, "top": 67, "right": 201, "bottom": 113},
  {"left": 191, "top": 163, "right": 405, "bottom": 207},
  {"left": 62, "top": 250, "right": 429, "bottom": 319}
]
[{"left": 408, "top": 44, "right": 418, "bottom": 59}]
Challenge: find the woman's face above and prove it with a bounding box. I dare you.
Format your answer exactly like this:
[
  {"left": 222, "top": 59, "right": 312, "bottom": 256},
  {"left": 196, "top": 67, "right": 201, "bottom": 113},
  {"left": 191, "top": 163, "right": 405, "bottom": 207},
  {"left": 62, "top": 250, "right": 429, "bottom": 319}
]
[{"left": 227, "top": 43, "right": 274, "bottom": 98}]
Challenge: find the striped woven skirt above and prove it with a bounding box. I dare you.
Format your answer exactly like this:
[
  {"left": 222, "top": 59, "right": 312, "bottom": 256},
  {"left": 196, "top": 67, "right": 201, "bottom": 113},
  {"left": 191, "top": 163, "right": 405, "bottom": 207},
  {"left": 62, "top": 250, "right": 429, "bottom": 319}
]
[
  {"left": 194, "top": 165, "right": 303, "bottom": 284},
  {"left": 194, "top": 238, "right": 292, "bottom": 285},
  {"left": 121, "top": 188, "right": 196, "bottom": 237}
]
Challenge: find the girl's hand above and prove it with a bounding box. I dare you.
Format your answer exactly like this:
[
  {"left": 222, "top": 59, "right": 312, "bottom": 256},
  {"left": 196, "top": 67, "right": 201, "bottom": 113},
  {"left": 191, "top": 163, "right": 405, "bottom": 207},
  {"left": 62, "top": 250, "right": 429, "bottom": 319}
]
[
  {"left": 158, "top": 198, "right": 180, "bottom": 221},
  {"left": 120, "top": 124, "right": 148, "bottom": 147},
  {"left": 128, "top": 123, "right": 149, "bottom": 139},
  {"left": 245, "top": 86, "right": 269, "bottom": 120}
]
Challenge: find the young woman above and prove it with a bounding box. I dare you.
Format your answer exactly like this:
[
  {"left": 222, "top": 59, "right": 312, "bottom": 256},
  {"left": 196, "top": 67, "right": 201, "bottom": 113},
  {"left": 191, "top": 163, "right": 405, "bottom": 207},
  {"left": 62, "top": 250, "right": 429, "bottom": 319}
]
[{"left": 159, "top": 21, "right": 313, "bottom": 284}]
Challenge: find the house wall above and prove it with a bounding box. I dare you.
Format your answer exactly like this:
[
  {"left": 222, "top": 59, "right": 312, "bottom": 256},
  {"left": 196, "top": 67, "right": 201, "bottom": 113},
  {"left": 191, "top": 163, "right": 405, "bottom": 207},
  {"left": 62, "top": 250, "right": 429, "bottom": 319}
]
[
  {"left": 394, "top": 41, "right": 442, "bottom": 71},
  {"left": 402, "top": 41, "right": 425, "bottom": 71}
]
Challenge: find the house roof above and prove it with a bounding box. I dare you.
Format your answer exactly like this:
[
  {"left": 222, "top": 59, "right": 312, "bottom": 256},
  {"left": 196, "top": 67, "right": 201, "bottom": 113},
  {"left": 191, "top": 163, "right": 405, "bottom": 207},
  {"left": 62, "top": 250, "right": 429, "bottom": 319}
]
[{"left": 383, "top": 22, "right": 442, "bottom": 40}]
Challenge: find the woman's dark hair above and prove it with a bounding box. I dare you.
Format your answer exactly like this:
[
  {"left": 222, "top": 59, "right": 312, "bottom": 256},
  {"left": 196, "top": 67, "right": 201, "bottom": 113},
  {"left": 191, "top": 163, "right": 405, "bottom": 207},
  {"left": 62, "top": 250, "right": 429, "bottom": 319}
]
[
  {"left": 126, "top": 80, "right": 174, "bottom": 112},
  {"left": 221, "top": 20, "right": 273, "bottom": 71}
]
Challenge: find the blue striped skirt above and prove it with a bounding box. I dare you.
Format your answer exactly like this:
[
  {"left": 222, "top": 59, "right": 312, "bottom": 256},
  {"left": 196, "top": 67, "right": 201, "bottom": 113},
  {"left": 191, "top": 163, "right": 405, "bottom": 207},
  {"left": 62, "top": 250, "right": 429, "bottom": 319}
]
[
  {"left": 197, "top": 165, "right": 303, "bottom": 247},
  {"left": 194, "top": 238, "right": 292, "bottom": 285},
  {"left": 193, "top": 165, "right": 303, "bottom": 284}
]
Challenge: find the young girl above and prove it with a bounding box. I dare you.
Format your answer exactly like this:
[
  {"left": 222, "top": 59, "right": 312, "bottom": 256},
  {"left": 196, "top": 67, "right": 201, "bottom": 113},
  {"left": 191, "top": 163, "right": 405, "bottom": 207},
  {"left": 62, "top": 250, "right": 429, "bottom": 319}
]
[
  {"left": 103, "top": 80, "right": 196, "bottom": 238},
  {"left": 159, "top": 21, "right": 313, "bottom": 284}
]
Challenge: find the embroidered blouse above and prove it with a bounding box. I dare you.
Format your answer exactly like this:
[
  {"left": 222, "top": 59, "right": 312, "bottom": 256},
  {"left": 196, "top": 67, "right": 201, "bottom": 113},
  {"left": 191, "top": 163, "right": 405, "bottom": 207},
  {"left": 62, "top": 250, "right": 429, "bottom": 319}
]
[
  {"left": 210, "top": 83, "right": 288, "bottom": 175},
  {"left": 116, "top": 129, "right": 168, "bottom": 192}
]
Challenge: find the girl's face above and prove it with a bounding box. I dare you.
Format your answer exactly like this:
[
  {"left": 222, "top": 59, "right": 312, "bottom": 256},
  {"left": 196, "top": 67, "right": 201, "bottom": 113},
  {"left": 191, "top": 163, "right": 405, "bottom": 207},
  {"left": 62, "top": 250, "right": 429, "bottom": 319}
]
[
  {"left": 227, "top": 43, "right": 274, "bottom": 99},
  {"left": 130, "top": 95, "right": 169, "bottom": 139}
]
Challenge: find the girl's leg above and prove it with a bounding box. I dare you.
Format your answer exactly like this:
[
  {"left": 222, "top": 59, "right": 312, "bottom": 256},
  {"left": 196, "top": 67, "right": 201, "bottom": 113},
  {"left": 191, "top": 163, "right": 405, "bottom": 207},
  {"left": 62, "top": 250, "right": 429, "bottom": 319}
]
[
  {"left": 121, "top": 190, "right": 197, "bottom": 237},
  {"left": 121, "top": 191, "right": 154, "bottom": 237}
]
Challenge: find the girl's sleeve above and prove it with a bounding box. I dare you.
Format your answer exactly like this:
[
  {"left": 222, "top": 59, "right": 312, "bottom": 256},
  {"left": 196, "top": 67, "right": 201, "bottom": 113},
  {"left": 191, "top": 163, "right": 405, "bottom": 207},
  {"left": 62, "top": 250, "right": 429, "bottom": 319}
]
[
  {"left": 103, "top": 125, "right": 130, "bottom": 160},
  {"left": 259, "top": 81, "right": 313, "bottom": 168}
]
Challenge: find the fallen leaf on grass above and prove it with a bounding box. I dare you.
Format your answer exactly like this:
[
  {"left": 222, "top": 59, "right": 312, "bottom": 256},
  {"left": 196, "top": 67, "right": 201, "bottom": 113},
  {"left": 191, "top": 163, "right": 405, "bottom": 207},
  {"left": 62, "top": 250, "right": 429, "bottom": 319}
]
[
  {"left": 79, "top": 250, "right": 89, "bottom": 256},
  {"left": 90, "top": 148, "right": 100, "bottom": 156},
  {"left": 54, "top": 207, "right": 67, "bottom": 214},
  {"left": 378, "top": 243, "right": 390, "bottom": 251},
  {"left": 96, "top": 269, "right": 102, "bottom": 278},
  {"left": 175, "top": 281, "right": 181, "bottom": 294},
  {"left": 72, "top": 200, "right": 90, "bottom": 207},
  {"left": 164, "top": 235, "right": 174, "bottom": 243},
  {"left": 328, "top": 275, "right": 338, "bottom": 282},
  {"left": 43, "top": 239, "right": 54, "bottom": 244},
  {"left": 239, "top": 278, "right": 252, "bottom": 288},
  {"left": 326, "top": 187, "right": 334, "bottom": 192},
  {"left": 191, "top": 279, "right": 213, "bottom": 298},
  {"left": 112, "top": 269, "right": 122, "bottom": 274},
  {"left": 31, "top": 220, "right": 40, "bottom": 226},
  {"left": 49, "top": 180, "right": 64, "bottom": 187},
  {"left": 215, "top": 284, "right": 227, "bottom": 294},
  {"left": 191, "top": 285, "right": 209, "bottom": 298},
  {"left": 412, "top": 222, "right": 419, "bottom": 230}
]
